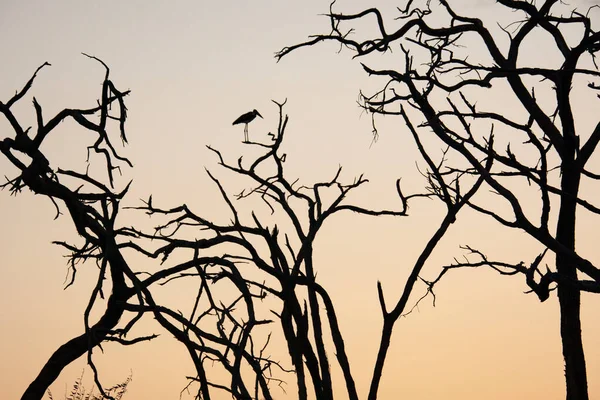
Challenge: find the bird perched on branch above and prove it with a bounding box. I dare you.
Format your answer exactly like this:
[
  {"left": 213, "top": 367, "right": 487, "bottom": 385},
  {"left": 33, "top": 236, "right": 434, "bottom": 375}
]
[{"left": 233, "top": 109, "right": 263, "bottom": 142}]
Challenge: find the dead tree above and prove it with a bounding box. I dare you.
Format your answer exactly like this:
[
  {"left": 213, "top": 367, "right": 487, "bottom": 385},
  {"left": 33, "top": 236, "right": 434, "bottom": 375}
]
[
  {"left": 0, "top": 56, "right": 141, "bottom": 400},
  {"left": 122, "top": 99, "right": 438, "bottom": 399},
  {"left": 2, "top": 59, "right": 457, "bottom": 400},
  {"left": 0, "top": 59, "right": 297, "bottom": 400},
  {"left": 277, "top": 1, "right": 600, "bottom": 399}
]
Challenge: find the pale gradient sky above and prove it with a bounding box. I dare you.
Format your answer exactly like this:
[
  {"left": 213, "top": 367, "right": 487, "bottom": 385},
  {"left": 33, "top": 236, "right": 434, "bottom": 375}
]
[{"left": 1, "top": 1, "right": 599, "bottom": 399}]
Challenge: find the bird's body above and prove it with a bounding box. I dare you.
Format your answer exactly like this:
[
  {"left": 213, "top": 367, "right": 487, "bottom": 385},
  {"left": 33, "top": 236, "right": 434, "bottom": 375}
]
[{"left": 233, "top": 109, "right": 262, "bottom": 142}]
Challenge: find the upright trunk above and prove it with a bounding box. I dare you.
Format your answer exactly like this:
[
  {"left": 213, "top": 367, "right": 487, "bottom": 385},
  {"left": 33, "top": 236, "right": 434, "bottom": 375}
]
[
  {"left": 556, "top": 160, "right": 588, "bottom": 400},
  {"left": 304, "top": 245, "right": 333, "bottom": 400}
]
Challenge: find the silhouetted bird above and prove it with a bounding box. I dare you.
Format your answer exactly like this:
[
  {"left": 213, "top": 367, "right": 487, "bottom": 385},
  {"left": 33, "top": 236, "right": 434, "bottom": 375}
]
[{"left": 233, "top": 109, "right": 263, "bottom": 142}]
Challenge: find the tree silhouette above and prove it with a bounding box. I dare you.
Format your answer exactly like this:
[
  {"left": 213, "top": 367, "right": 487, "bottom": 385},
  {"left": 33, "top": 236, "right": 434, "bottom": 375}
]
[
  {"left": 277, "top": 1, "right": 600, "bottom": 399},
  {"left": 122, "top": 99, "right": 419, "bottom": 399},
  {"left": 2, "top": 59, "right": 468, "bottom": 399},
  {"left": 1, "top": 56, "right": 138, "bottom": 400}
]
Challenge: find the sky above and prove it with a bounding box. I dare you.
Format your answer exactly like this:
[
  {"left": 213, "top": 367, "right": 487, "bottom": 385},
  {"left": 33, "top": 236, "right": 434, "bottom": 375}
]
[{"left": 1, "top": 1, "right": 599, "bottom": 399}]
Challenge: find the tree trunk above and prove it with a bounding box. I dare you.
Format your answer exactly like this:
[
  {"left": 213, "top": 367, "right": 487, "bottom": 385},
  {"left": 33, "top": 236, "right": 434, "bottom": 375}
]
[
  {"left": 21, "top": 298, "right": 125, "bottom": 400},
  {"left": 556, "top": 160, "right": 588, "bottom": 400},
  {"left": 557, "top": 279, "right": 587, "bottom": 400}
]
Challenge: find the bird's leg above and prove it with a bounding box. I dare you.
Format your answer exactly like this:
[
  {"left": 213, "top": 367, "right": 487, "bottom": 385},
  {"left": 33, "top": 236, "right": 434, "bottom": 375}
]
[{"left": 244, "top": 124, "right": 249, "bottom": 143}]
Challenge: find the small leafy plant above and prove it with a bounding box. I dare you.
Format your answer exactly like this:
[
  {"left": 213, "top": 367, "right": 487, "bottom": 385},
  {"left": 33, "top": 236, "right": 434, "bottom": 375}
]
[{"left": 46, "top": 370, "right": 131, "bottom": 400}]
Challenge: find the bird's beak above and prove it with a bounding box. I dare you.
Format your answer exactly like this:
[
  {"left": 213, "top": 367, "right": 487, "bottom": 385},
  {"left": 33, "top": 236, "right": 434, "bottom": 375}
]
[{"left": 257, "top": 111, "right": 263, "bottom": 119}]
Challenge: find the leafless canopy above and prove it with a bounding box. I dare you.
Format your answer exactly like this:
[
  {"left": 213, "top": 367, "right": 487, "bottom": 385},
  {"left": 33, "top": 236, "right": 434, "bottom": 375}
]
[
  {"left": 278, "top": 0, "right": 600, "bottom": 287},
  {"left": 2, "top": 58, "right": 440, "bottom": 400},
  {"left": 1, "top": 55, "right": 134, "bottom": 400},
  {"left": 120, "top": 99, "right": 420, "bottom": 400},
  {"left": 277, "top": 1, "right": 600, "bottom": 399}
]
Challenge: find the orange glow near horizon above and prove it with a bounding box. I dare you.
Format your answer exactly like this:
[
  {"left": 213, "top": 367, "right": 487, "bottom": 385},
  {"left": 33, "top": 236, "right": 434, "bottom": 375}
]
[{"left": 1, "top": 1, "right": 599, "bottom": 399}]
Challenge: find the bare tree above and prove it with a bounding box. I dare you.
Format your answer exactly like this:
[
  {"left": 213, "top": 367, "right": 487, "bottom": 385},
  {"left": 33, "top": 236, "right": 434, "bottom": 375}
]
[
  {"left": 119, "top": 98, "right": 431, "bottom": 400},
  {"left": 0, "top": 56, "right": 141, "bottom": 400},
  {"left": 277, "top": 1, "right": 600, "bottom": 399},
  {"left": 2, "top": 58, "right": 467, "bottom": 400}
]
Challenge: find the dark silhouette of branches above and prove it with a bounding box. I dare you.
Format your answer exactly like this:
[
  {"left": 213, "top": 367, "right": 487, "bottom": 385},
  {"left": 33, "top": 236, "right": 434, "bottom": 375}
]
[
  {"left": 279, "top": 1, "right": 600, "bottom": 399},
  {"left": 121, "top": 99, "right": 434, "bottom": 400},
  {"left": 1, "top": 55, "right": 138, "bottom": 400},
  {"left": 3, "top": 58, "right": 456, "bottom": 400}
]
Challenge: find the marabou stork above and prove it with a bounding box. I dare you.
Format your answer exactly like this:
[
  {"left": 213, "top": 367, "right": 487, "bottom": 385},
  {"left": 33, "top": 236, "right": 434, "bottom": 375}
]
[{"left": 233, "top": 109, "right": 263, "bottom": 142}]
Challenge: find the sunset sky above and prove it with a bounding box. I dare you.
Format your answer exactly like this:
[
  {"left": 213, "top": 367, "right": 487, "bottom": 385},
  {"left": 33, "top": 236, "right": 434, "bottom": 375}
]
[{"left": 1, "top": 1, "right": 599, "bottom": 399}]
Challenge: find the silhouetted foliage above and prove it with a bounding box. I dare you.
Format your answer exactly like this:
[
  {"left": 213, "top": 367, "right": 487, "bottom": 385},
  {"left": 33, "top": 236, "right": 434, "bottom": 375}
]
[
  {"left": 46, "top": 370, "right": 131, "bottom": 400},
  {"left": 278, "top": 1, "right": 600, "bottom": 399}
]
